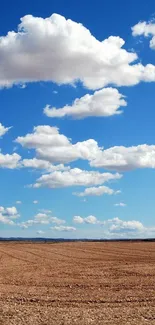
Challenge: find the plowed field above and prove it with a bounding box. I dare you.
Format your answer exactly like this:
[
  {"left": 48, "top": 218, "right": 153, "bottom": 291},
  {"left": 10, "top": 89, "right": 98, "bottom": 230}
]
[{"left": 0, "top": 241, "right": 155, "bottom": 324}]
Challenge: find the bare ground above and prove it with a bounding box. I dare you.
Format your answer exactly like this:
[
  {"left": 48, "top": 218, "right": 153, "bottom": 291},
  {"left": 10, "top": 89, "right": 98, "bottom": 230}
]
[{"left": 0, "top": 241, "right": 155, "bottom": 324}]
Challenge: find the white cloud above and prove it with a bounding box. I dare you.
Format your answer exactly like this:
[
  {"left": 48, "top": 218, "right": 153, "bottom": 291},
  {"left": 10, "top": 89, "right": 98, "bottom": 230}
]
[
  {"left": 16, "top": 125, "right": 102, "bottom": 164},
  {"left": 37, "top": 230, "right": 45, "bottom": 235},
  {"left": 0, "top": 14, "right": 155, "bottom": 89},
  {"left": 73, "top": 215, "right": 98, "bottom": 224},
  {"left": 73, "top": 215, "right": 150, "bottom": 238},
  {"left": 16, "top": 125, "right": 70, "bottom": 149},
  {"left": 72, "top": 215, "right": 151, "bottom": 238},
  {"left": 132, "top": 21, "right": 155, "bottom": 49},
  {"left": 74, "top": 185, "right": 121, "bottom": 197},
  {"left": 19, "top": 220, "right": 34, "bottom": 229},
  {"left": 18, "top": 212, "right": 65, "bottom": 228},
  {"left": 5, "top": 207, "right": 18, "bottom": 217},
  {"left": 32, "top": 168, "right": 122, "bottom": 188},
  {"left": 50, "top": 216, "right": 65, "bottom": 225},
  {"left": 51, "top": 226, "right": 76, "bottom": 232},
  {"left": 114, "top": 202, "right": 126, "bottom": 207},
  {"left": 22, "top": 158, "right": 56, "bottom": 170},
  {"left": 39, "top": 209, "right": 52, "bottom": 214},
  {"left": 22, "top": 158, "right": 69, "bottom": 171},
  {"left": 90, "top": 144, "right": 155, "bottom": 171},
  {"left": 0, "top": 206, "right": 20, "bottom": 225},
  {"left": 44, "top": 88, "right": 126, "bottom": 119},
  {"left": 0, "top": 132, "right": 71, "bottom": 171},
  {"left": 33, "top": 213, "right": 49, "bottom": 224},
  {"left": 16, "top": 126, "right": 155, "bottom": 173},
  {"left": 16, "top": 127, "right": 155, "bottom": 173},
  {"left": 84, "top": 215, "right": 98, "bottom": 224},
  {"left": 34, "top": 139, "right": 101, "bottom": 164},
  {"left": 12, "top": 146, "right": 18, "bottom": 152},
  {"left": 0, "top": 206, "right": 19, "bottom": 218},
  {"left": 104, "top": 217, "right": 144, "bottom": 234},
  {"left": 0, "top": 152, "right": 21, "bottom": 169},
  {"left": 0, "top": 123, "right": 12, "bottom": 137},
  {"left": 33, "top": 200, "right": 38, "bottom": 204},
  {"left": 16, "top": 201, "right": 22, "bottom": 205},
  {"left": 73, "top": 216, "right": 84, "bottom": 224},
  {"left": 0, "top": 215, "right": 15, "bottom": 226}
]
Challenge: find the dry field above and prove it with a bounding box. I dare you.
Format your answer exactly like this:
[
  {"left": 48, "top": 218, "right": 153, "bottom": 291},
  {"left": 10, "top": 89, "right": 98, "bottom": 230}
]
[{"left": 0, "top": 241, "right": 155, "bottom": 324}]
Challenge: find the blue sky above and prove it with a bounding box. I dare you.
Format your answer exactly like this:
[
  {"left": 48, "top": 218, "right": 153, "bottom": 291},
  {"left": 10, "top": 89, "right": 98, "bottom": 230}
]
[{"left": 1, "top": 0, "right": 155, "bottom": 238}]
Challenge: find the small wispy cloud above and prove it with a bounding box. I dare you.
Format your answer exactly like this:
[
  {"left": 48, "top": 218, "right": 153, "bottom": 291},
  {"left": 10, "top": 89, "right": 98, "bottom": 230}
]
[
  {"left": 114, "top": 202, "right": 127, "bottom": 207},
  {"left": 33, "top": 200, "right": 38, "bottom": 204},
  {"left": 16, "top": 201, "right": 22, "bottom": 205}
]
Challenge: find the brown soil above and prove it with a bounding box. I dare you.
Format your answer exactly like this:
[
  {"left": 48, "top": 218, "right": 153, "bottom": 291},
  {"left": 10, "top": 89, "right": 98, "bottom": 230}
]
[{"left": 0, "top": 241, "right": 155, "bottom": 324}]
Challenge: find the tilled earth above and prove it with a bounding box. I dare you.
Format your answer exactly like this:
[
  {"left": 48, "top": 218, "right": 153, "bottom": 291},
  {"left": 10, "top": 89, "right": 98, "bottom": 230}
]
[{"left": 0, "top": 241, "right": 155, "bottom": 324}]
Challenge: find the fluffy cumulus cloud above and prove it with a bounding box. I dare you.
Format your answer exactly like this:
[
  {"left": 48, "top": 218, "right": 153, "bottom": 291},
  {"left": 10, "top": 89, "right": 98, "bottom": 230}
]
[
  {"left": 15, "top": 125, "right": 102, "bottom": 164},
  {"left": 0, "top": 14, "right": 155, "bottom": 89},
  {"left": 73, "top": 215, "right": 155, "bottom": 238},
  {"left": 101, "top": 217, "right": 155, "bottom": 238},
  {"left": 33, "top": 213, "right": 50, "bottom": 224},
  {"left": 16, "top": 126, "right": 70, "bottom": 149},
  {"left": 50, "top": 217, "right": 65, "bottom": 225},
  {"left": 103, "top": 217, "right": 145, "bottom": 235},
  {"left": 5, "top": 207, "right": 19, "bottom": 217},
  {"left": 90, "top": 144, "right": 155, "bottom": 171},
  {"left": 44, "top": 88, "right": 127, "bottom": 119},
  {"left": 19, "top": 211, "right": 73, "bottom": 232},
  {"left": 0, "top": 123, "right": 11, "bottom": 137},
  {"left": 19, "top": 212, "right": 65, "bottom": 229},
  {"left": 16, "top": 126, "right": 155, "bottom": 172},
  {"left": 84, "top": 215, "right": 98, "bottom": 224},
  {"left": 32, "top": 168, "right": 121, "bottom": 188},
  {"left": 0, "top": 206, "right": 20, "bottom": 225},
  {"left": 0, "top": 215, "right": 15, "bottom": 226},
  {"left": 22, "top": 158, "right": 69, "bottom": 172},
  {"left": 132, "top": 21, "right": 155, "bottom": 49},
  {"left": 0, "top": 152, "right": 21, "bottom": 169},
  {"left": 25, "top": 138, "right": 101, "bottom": 164},
  {"left": 73, "top": 216, "right": 84, "bottom": 224},
  {"left": 74, "top": 185, "right": 121, "bottom": 197},
  {"left": 73, "top": 215, "right": 98, "bottom": 224}
]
